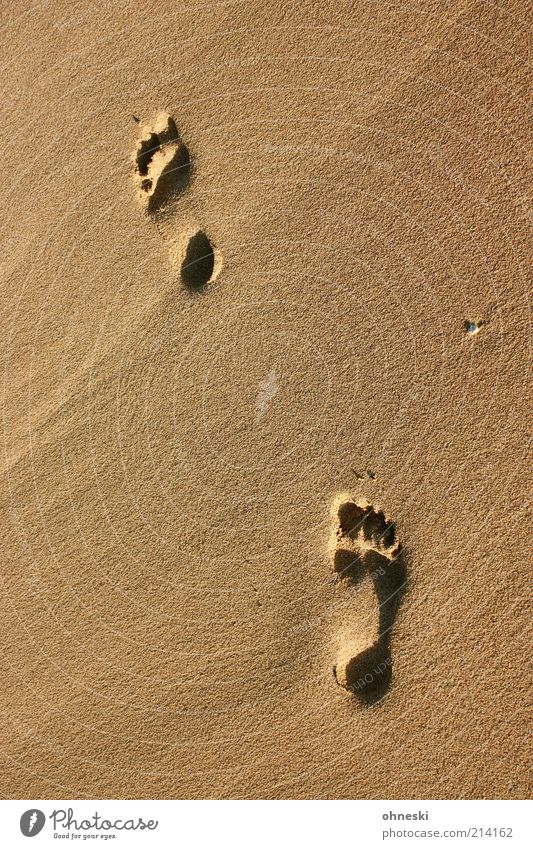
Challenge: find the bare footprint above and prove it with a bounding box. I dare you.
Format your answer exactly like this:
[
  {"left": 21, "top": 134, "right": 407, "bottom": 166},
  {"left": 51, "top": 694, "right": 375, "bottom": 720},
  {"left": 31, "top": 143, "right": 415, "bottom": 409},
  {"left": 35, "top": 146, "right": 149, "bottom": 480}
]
[
  {"left": 133, "top": 112, "right": 222, "bottom": 291},
  {"left": 330, "top": 495, "right": 406, "bottom": 706},
  {"left": 134, "top": 112, "right": 191, "bottom": 213}
]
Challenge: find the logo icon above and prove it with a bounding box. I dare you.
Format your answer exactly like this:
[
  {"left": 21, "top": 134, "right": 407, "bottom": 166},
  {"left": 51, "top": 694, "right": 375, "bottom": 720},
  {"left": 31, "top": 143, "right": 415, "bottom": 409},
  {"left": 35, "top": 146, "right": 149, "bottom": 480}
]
[{"left": 20, "top": 810, "right": 46, "bottom": 837}]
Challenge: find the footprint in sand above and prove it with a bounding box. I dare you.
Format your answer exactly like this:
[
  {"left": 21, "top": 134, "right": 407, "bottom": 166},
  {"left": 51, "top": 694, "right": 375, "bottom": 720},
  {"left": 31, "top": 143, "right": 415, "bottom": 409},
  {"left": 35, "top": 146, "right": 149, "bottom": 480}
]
[
  {"left": 330, "top": 495, "right": 406, "bottom": 706},
  {"left": 133, "top": 111, "right": 222, "bottom": 292}
]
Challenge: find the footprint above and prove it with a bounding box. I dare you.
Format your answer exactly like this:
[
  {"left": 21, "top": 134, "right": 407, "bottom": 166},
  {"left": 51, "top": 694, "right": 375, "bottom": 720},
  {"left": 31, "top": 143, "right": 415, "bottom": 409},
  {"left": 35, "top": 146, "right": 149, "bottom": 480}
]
[
  {"left": 330, "top": 496, "right": 406, "bottom": 706},
  {"left": 133, "top": 112, "right": 221, "bottom": 291},
  {"left": 134, "top": 112, "right": 191, "bottom": 213}
]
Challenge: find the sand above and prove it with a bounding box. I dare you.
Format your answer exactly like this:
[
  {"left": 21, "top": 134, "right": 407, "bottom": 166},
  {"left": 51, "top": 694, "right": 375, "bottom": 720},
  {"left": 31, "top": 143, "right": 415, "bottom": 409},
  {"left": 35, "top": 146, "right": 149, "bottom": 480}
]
[{"left": 0, "top": 0, "right": 531, "bottom": 799}]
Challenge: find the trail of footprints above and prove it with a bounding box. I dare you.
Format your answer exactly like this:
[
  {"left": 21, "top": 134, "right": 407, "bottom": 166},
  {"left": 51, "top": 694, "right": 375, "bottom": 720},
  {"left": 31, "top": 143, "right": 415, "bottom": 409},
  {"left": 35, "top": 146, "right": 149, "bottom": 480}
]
[
  {"left": 132, "top": 113, "right": 408, "bottom": 706},
  {"left": 331, "top": 496, "right": 406, "bottom": 706},
  {"left": 133, "top": 112, "right": 222, "bottom": 292}
]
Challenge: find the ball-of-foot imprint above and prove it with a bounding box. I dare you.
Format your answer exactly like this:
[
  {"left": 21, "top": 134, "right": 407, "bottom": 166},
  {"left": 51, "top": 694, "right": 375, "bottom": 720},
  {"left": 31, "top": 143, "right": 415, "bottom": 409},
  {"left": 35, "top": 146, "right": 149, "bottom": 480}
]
[
  {"left": 133, "top": 112, "right": 192, "bottom": 214},
  {"left": 331, "top": 496, "right": 406, "bottom": 706}
]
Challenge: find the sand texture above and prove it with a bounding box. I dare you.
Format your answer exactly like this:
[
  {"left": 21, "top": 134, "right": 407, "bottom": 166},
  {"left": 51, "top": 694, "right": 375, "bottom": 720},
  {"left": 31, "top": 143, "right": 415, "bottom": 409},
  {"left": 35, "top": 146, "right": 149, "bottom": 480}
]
[{"left": 0, "top": 0, "right": 531, "bottom": 799}]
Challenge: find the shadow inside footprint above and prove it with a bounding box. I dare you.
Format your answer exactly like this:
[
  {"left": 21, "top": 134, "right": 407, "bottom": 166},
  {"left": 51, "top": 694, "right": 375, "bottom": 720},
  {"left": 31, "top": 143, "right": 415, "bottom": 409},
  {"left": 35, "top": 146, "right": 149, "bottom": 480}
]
[
  {"left": 181, "top": 231, "right": 216, "bottom": 292},
  {"left": 343, "top": 547, "right": 407, "bottom": 706},
  {"left": 333, "top": 548, "right": 366, "bottom": 584},
  {"left": 338, "top": 501, "right": 367, "bottom": 538},
  {"left": 136, "top": 132, "right": 163, "bottom": 176}
]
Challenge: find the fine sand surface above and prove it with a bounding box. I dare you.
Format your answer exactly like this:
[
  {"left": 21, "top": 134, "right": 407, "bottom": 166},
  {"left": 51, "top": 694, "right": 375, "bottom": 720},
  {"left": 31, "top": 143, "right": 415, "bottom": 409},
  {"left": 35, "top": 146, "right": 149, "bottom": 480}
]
[{"left": 0, "top": 0, "right": 531, "bottom": 799}]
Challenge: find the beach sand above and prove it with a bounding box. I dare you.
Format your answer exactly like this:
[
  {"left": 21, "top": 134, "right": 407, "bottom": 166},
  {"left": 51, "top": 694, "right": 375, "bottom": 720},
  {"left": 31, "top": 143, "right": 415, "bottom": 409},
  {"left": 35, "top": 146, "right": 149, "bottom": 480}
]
[{"left": 0, "top": 0, "right": 531, "bottom": 798}]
